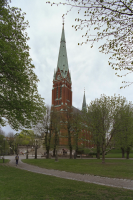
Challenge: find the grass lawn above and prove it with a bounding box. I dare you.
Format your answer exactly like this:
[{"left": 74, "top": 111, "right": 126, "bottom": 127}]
[
  {"left": 105, "top": 148, "right": 133, "bottom": 158},
  {"left": 105, "top": 151, "right": 133, "bottom": 158},
  {"left": 105, "top": 153, "right": 133, "bottom": 158},
  {"left": 22, "top": 158, "right": 133, "bottom": 180},
  {"left": 0, "top": 159, "right": 9, "bottom": 164},
  {"left": 0, "top": 165, "right": 133, "bottom": 200}
]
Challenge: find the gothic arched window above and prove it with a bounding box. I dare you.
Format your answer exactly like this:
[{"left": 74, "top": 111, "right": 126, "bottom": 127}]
[
  {"left": 56, "top": 86, "right": 58, "bottom": 98},
  {"left": 60, "top": 86, "right": 62, "bottom": 98}
]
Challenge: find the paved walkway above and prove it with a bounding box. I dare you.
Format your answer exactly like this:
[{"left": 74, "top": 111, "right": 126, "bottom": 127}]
[{"left": 5, "top": 156, "right": 133, "bottom": 191}]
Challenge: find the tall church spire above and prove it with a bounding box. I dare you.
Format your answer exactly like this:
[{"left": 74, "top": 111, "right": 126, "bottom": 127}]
[
  {"left": 57, "top": 24, "right": 69, "bottom": 75},
  {"left": 82, "top": 89, "right": 87, "bottom": 111},
  {"left": 52, "top": 23, "right": 72, "bottom": 109}
]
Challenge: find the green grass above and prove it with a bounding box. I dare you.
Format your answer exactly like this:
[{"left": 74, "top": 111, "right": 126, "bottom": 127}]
[
  {"left": 84, "top": 148, "right": 133, "bottom": 158},
  {"left": 0, "top": 159, "right": 9, "bottom": 164},
  {"left": 105, "top": 148, "right": 133, "bottom": 158},
  {"left": 109, "top": 149, "right": 133, "bottom": 154},
  {"left": 0, "top": 165, "right": 133, "bottom": 200},
  {"left": 23, "top": 158, "right": 133, "bottom": 180},
  {"left": 105, "top": 153, "right": 133, "bottom": 158}
]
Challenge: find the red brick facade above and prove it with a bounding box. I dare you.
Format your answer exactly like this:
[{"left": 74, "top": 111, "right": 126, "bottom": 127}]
[{"left": 52, "top": 68, "right": 72, "bottom": 110}]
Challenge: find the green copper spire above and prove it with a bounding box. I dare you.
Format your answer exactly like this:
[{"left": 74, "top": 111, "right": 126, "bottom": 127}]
[
  {"left": 82, "top": 90, "right": 87, "bottom": 111},
  {"left": 57, "top": 24, "right": 69, "bottom": 75}
]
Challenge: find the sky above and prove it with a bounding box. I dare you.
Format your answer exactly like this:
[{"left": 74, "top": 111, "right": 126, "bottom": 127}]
[{"left": 2, "top": 0, "right": 133, "bottom": 134}]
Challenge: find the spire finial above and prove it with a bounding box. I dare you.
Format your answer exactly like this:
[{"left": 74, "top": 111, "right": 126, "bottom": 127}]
[{"left": 62, "top": 15, "right": 65, "bottom": 27}]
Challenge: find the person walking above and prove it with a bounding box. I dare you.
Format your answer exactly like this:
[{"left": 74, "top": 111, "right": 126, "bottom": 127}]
[{"left": 15, "top": 154, "right": 19, "bottom": 166}]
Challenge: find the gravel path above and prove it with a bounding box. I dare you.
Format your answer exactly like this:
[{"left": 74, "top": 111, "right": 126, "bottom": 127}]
[{"left": 6, "top": 155, "right": 133, "bottom": 191}]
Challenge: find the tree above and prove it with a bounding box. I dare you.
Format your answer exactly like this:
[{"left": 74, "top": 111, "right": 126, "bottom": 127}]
[
  {"left": 17, "top": 129, "right": 35, "bottom": 145},
  {"left": 51, "top": 108, "right": 61, "bottom": 158},
  {"left": 87, "top": 94, "right": 127, "bottom": 163},
  {"left": 0, "top": 128, "right": 8, "bottom": 160},
  {"left": 61, "top": 106, "right": 83, "bottom": 159},
  {"left": 0, "top": 128, "right": 5, "bottom": 136},
  {"left": 72, "top": 109, "right": 83, "bottom": 157},
  {"left": 0, "top": 128, "right": 5, "bottom": 156},
  {"left": 112, "top": 103, "right": 133, "bottom": 159},
  {"left": 61, "top": 106, "right": 74, "bottom": 159},
  {"left": 14, "top": 129, "right": 35, "bottom": 156},
  {"left": 7, "top": 132, "right": 14, "bottom": 154},
  {"left": 36, "top": 106, "right": 52, "bottom": 159},
  {"left": 47, "top": 0, "right": 133, "bottom": 87},
  {"left": 0, "top": 0, "right": 45, "bottom": 130}
]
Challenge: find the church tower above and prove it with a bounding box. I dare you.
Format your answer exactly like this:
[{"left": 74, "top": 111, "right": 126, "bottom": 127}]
[{"left": 52, "top": 25, "right": 72, "bottom": 109}]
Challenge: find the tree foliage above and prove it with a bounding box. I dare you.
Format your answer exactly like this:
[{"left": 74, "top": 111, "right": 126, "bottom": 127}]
[
  {"left": 47, "top": 0, "right": 133, "bottom": 87},
  {"left": 87, "top": 94, "right": 130, "bottom": 163},
  {"left": 112, "top": 102, "right": 133, "bottom": 159},
  {"left": 36, "top": 106, "right": 52, "bottom": 158},
  {"left": 15, "top": 129, "right": 35, "bottom": 146},
  {"left": 50, "top": 107, "right": 61, "bottom": 157},
  {"left": 0, "top": 127, "right": 8, "bottom": 155},
  {"left": 72, "top": 109, "right": 82, "bottom": 153},
  {"left": 61, "top": 106, "right": 75, "bottom": 159},
  {"left": 61, "top": 106, "right": 85, "bottom": 158},
  {"left": 0, "top": 0, "right": 45, "bottom": 129}
]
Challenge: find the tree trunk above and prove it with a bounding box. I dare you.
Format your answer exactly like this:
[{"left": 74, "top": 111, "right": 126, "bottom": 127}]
[
  {"left": 75, "top": 134, "right": 78, "bottom": 158},
  {"left": 97, "top": 144, "right": 100, "bottom": 159},
  {"left": 121, "top": 147, "right": 125, "bottom": 158},
  {"left": 126, "top": 147, "right": 130, "bottom": 159},
  {"left": 102, "top": 152, "right": 105, "bottom": 164},
  {"left": 102, "top": 145, "right": 105, "bottom": 164},
  {"left": 26, "top": 152, "right": 28, "bottom": 159},
  {"left": 53, "top": 133, "right": 57, "bottom": 157},
  {"left": 53, "top": 148, "right": 55, "bottom": 157},
  {"left": 68, "top": 131, "right": 72, "bottom": 159},
  {"left": 69, "top": 147, "right": 72, "bottom": 159},
  {"left": 35, "top": 146, "right": 37, "bottom": 159},
  {"left": 55, "top": 149, "right": 58, "bottom": 161},
  {"left": 97, "top": 151, "right": 100, "bottom": 159},
  {"left": 74, "top": 151, "right": 77, "bottom": 159},
  {"left": 26, "top": 146, "right": 28, "bottom": 159},
  {"left": 46, "top": 148, "right": 49, "bottom": 159}
]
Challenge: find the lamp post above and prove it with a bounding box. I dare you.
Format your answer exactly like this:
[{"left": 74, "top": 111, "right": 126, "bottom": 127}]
[{"left": 3, "top": 138, "right": 6, "bottom": 163}]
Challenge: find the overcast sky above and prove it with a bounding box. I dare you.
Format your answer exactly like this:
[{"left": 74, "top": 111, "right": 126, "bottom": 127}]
[{"left": 2, "top": 0, "right": 133, "bottom": 134}]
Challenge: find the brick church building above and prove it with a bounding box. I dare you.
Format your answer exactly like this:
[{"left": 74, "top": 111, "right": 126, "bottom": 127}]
[{"left": 51, "top": 24, "right": 92, "bottom": 150}]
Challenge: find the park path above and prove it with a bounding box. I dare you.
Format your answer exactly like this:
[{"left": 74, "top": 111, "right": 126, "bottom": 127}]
[{"left": 6, "top": 155, "right": 133, "bottom": 191}]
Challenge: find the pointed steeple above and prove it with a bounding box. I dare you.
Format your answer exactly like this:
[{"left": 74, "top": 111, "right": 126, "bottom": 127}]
[
  {"left": 52, "top": 22, "right": 72, "bottom": 109},
  {"left": 57, "top": 24, "right": 69, "bottom": 76},
  {"left": 53, "top": 69, "right": 56, "bottom": 80},
  {"left": 82, "top": 89, "right": 87, "bottom": 111}
]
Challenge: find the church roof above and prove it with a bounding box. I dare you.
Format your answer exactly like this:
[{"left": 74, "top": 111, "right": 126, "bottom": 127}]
[
  {"left": 72, "top": 106, "right": 81, "bottom": 114},
  {"left": 82, "top": 91, "right": 87, "bottom": 110},
  {"left": 57, "top": 25, "right": 69, "bottom": 75}
]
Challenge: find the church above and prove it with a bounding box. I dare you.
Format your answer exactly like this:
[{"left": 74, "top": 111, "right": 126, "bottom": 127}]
[
  {"left": 51, "top": 23, "right": 92, "bottom": 150},
  {"left": 51, "top": 24, "right": 87, "bottom": 111}
]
